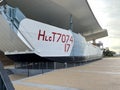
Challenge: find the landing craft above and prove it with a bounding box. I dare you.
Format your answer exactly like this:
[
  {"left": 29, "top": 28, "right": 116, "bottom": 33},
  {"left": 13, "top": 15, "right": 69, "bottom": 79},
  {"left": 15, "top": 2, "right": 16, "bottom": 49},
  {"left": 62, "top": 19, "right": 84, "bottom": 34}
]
[{"left": 0, "top": 0, "right": 108, "bottom": 63}]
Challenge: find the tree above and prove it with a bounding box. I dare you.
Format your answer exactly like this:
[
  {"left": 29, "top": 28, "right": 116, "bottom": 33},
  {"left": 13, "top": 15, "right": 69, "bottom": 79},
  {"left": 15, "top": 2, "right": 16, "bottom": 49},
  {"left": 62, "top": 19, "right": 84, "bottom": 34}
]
[{"left": 103, "top": 48, "right": 116, "bottom": 57}]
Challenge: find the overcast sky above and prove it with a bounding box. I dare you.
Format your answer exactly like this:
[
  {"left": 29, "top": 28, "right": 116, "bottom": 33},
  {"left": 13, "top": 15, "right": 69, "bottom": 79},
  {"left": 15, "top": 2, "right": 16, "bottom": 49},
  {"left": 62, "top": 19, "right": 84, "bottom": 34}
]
[{"left": 88, "top": 0, "right": 120, "bottom": 53}]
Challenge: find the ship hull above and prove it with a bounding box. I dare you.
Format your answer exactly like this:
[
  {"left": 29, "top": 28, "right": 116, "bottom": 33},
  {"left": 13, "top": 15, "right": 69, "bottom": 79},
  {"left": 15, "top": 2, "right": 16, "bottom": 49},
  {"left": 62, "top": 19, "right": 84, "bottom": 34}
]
[
  {"left": 0, "top": 5, "right": 103, "bottom": 63},
  {"left": 6, "top": 53, "right": 102, "bottom": 63}
]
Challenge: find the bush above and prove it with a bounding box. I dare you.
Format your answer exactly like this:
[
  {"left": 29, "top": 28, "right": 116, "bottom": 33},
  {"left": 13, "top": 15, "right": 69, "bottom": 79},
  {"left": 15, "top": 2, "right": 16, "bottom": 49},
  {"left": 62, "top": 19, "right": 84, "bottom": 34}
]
[{"left": 103, "top": 49, "right": 116, "bottom": 57}]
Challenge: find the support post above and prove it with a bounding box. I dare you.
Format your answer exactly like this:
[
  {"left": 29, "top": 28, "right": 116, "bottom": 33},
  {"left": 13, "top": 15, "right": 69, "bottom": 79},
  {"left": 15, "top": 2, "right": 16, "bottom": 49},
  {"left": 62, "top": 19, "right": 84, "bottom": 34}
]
[
  {"left": 64, "top": 62, "right": 68, "bottom": 68},
  {"left": 54, "top": 62, "right": 57, "bottom": 69},
  {"left": 46, "top": 62, "right": 48, "bottom": 69},
  {"left": 69, "top": 14, "right": 73, "bottom": 31},
  {"left": 41, "top": 62, "right": 43, "bottom": 74},
  {"left": 27, "top": 62, "right": 29, "bottom": 77}
]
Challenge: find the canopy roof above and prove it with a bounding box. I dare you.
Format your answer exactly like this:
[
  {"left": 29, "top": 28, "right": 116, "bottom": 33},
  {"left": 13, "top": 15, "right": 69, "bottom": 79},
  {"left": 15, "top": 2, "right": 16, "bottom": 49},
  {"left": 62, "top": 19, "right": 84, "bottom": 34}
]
[{"left": 6, "top": 0, "right": 107, "bottom": 40}]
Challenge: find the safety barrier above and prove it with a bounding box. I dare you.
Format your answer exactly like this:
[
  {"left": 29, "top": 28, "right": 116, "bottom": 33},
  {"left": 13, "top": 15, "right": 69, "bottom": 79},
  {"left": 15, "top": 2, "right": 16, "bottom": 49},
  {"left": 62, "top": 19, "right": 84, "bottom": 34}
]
[{"left": 0, "top": 62, "right": 14, "bottom": 90}]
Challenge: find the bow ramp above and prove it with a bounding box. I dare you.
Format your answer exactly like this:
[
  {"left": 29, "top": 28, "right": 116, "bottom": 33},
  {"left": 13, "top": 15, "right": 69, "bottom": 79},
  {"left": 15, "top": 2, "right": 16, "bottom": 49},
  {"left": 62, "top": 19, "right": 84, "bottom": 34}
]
[{"left": 0, "top": 5, "right": 33, "bottom": 55}]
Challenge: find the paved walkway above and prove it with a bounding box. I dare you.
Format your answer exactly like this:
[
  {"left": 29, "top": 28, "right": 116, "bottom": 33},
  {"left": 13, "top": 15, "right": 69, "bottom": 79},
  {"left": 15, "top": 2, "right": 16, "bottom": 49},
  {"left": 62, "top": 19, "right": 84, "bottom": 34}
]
[{"left": 12, "top": 57, "right": 120, "bottom": 90}]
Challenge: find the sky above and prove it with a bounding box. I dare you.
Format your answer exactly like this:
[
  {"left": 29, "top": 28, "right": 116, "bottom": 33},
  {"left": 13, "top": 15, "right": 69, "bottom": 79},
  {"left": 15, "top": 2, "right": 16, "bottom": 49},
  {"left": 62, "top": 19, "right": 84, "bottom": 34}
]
[{"left": 87, "top": 0, "right": 120, "bottom": 53}]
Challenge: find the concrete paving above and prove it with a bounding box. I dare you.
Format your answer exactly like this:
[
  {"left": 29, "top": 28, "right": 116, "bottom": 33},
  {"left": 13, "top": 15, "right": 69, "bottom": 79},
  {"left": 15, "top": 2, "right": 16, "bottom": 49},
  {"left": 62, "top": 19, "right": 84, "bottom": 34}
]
[{"left": 12, "top": 57, "right": 120, "bottom": 90}]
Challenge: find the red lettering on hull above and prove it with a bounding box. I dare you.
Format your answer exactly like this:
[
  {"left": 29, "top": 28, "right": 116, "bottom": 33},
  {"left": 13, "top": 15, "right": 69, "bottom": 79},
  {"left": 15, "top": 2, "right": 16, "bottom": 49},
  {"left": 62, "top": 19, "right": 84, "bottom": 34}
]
[
  {"left": 38, "top": 30, "right": 45, "bottom": 40},
  {"left": 38, "top": 29, "right": 74, "bottom": 52}
]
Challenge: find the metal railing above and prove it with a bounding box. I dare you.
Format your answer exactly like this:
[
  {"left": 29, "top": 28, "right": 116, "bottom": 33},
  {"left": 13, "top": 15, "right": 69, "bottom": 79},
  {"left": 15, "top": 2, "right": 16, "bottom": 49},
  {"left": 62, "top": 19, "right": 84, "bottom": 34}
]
[{"left": 0, "top": 61, "right": 14, "bottom": 90}]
